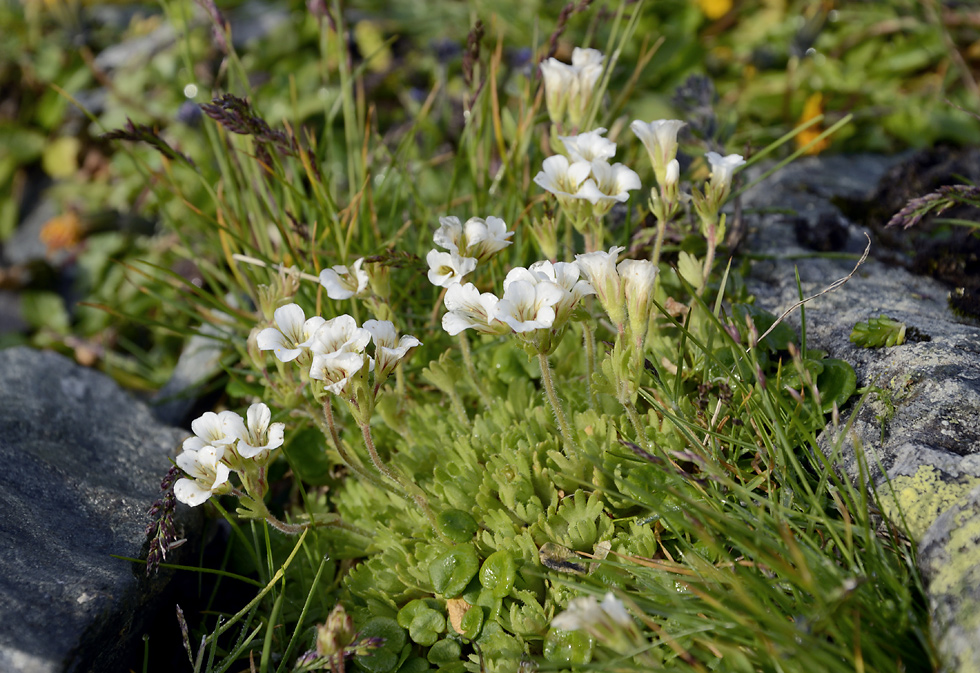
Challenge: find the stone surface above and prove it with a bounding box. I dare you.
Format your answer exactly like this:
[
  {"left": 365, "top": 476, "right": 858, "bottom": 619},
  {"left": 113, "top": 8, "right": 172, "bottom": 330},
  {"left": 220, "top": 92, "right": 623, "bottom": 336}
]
[
  {"left": 741, "top": 154, "right": 980, "bottom": 673},
  {"left": 0, "top": 347, "right": 199, "bottom": 673}
]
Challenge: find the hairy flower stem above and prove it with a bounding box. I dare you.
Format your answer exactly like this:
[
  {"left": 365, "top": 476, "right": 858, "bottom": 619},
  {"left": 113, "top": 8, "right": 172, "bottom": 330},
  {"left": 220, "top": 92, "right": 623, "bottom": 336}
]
[
  {"left": 623, "top": 400, "right": 647, "bottom": 447},
  {"left": 583, "top": 322, "right": 597, "bottom": 410},
  {"left": 650, "top": 216, "right": 667, "bottom": 268},
  {"left": 458, "top": 333, "right": 492, "bottom": 410},
  {"left": 700, "top": 222, "right": 718, "bottom": 295},
  {"left": 319, "top": 401, "right": 400, "bottom": 496},
  {"left": 538, "top": 352, "right": 580, "bottom": 455},
  {"left": 358, "top": 420, "right": 439, "bottom": 529}
]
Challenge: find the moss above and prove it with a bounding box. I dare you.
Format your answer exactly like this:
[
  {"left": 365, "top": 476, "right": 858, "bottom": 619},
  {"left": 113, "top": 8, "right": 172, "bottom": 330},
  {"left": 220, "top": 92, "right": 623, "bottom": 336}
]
[{"left": 880, "top": 465, "right": 978, "bottom": 541}]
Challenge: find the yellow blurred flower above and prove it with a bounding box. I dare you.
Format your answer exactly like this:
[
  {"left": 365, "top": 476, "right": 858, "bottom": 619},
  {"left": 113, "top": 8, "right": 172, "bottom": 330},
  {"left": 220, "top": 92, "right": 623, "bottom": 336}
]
[
  {"left": 795, "top": 92, "right": 830, "bottom": 155},
  {"left": 698, "top": 0, "right": 733, "bottom": 20},
  {"left": 39, "top": 211, "right": 84, "bottom": 254}
]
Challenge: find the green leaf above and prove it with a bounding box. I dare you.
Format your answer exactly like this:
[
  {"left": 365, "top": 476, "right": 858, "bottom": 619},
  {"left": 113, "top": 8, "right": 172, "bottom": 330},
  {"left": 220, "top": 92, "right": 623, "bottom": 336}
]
[
  {"left": 282, "top": 427, "right": 334, "bottom": 486},
  {"left": 20, "top": 291, "right": 70, "bottom": 334},
  {"left": 816, "top": 358, "right": 857, "bottom": 412},
  {"left": 397, "top": 600, "right": 446, "bottom": 646},
  {"left": 850, "top": 315, "right": 907, "bottom": 348},
  {"left": 354, "top": 617, "right": 406, "bottom": 673},
  {"left": 479, "top": 550, "right": 516, "bottom": 599},
  {"left": 426, "top": 639, "right": 461, "bottom": 665},
  {"left": 543, "top": 627, "right": 594, "bottom": 665},
  {"left": 429, "top": 544, "right": 480, "bottom": 598},
  {"left": 735, "top": 304, "right": 797, "bottom": 352},
  {"left": 436, "top": 509, "right": 478, "bottom": 543},
  {"left": 459, "top": 604, "right": 484, "bottom": 640}
]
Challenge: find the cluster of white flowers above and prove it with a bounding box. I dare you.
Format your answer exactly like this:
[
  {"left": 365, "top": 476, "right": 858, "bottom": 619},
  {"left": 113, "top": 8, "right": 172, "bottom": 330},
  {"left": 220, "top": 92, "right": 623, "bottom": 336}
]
[
  {"left": 257, "top": 303, "right": 421, "bottom": 396},
  {"left": 426, "top": 215, "right": 514, "bottom": 288},
  {"left": 534, "top": 128, "right": 641, "bottom": 220},
  {"left": 575, "top": 246, "right": 658, "bottom": 341},
  {"left": 174, "top": 403, "right": 285, "bottom": 507},
  {"left": 441, "top": 259, "right": 594, "bottom": 340},
  {"left": 540, "top": 47, "right": 605, "bottom": 130}
]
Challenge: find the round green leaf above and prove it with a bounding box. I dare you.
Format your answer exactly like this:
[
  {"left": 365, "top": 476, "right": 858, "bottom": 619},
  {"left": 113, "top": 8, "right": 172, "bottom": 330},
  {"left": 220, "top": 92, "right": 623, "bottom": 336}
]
[
  {"left": 436, "top": 509, "right": 478, "bottom": 543},
  {"left": 397, "top": 600, "right": 446, "bottom": 646},
  {"left": 544, "top": 627, "right": 594, "bottom": 665},
  {"left": 354, "top": 617, "right": 406, "bottom": 673},
  {"left": 427, "top": 638, "right": 462, "bottom": 665},
  {"left": 429, "top": 544, "right": 479, "bottom": 598},
  {"left": 459, "top": 604, "right": 484, "bottom": 640},
  {"left": 816, "top": 358, "right": 857, "bottom": 412},
  {"left": 479, "top": 550, "right": 516, "bottom": 599}
]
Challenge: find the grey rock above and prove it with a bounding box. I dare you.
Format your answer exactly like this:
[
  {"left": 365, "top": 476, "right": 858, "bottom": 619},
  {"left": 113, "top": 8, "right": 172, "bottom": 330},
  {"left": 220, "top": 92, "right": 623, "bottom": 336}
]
[
  {"left": 3, "top": 199, "right": 57, "bottom": 267},
  {"left": 152, "top": 329, "right": 225, "bottom": 427},
  {"left": 741, "top": 154, "right": 980, "bottom": 673},
  {"left": 0, "top": 347, "right": 199, "bottom": 673}
]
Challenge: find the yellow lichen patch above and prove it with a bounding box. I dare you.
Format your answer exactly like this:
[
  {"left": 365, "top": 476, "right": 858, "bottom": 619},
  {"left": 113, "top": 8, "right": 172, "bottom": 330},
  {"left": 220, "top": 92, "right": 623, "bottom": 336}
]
[
  {"left": 879, "top": 465, "right": 978, "bottom": 541},
  {"left": 930, "top": 507, "right": 980, "bottom": 596}
]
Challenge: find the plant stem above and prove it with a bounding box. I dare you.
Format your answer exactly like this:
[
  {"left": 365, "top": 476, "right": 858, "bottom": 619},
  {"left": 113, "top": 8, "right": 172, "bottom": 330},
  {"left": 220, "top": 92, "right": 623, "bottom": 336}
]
[
  {"left": 583, "top": 322, "right": 597, "bottom": 410},
  {"left": 458, "top": 332, "right": 492, "bottom": 410},
  {"left": 537, "top": 352, "right": 579, "bottom": 455},
  {"left": 358, "top": 420, "right": 439, "bottom": 530},
  {"left": 318, "top": 400, "right": 399, "bottom": 496},
  {"left": 623, "top": 399, "right": 647, "bottom": 447},
  {"left": 359, "top": 419, "right": 403, "bottom": 487}
]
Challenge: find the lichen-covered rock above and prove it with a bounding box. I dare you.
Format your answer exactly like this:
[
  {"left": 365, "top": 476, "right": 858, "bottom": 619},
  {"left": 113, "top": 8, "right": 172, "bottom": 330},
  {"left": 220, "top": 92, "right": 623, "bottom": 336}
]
[
  {"left": 0, "top": 347, "right": 199, "bottom": 673},
  {"left": 742, "top": 154, "right": 980, "bottom": 673}
]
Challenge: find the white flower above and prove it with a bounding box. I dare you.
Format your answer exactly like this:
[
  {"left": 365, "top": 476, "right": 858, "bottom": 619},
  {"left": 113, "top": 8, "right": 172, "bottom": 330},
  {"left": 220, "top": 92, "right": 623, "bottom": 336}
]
[
  {"left": 533, "top": 155, "right": 593, "bottom": 203},
  {"left": 540, "top": 48, "right": 605, "bottom": 128},
  {"left": 575, "top": 246, "right": 627, "bottom": 327},
  {"left": 577, "top": 160, "right": 641, "bottom": 213},
  {"left": 518, "top": 260, "right": 594, "bottom": 327},
  {"left": 256, "top": 303, "right": 326, "bottom": 363},
  {"left": 705, "top": 151, "right": 745, "bottom": 198},
  {"left": 598, "top": 592, "right": 632, "bottom": 627},
  {"left": 310, "top": 351, "right": 369, "bottom": 396},
  {"left": 363, "top": 319, "right": 421, "bottom": 382},
  {"left": 174, "top": 445, "right": 231, "bottom": 507},
  {"left": 224, "top": 402, "right": 285, "bottom": 459},
  {"left": 617, "top": 258, "right": 658, "bottom": 340},
  {"left": 182, "top": 410, "right": 241, "bottom": 452},
  {"left": 540, "top": 58, "right": 577, "bottom": 124},
  {"left": 310, "top": 315, "right": 372, "bottom": 357},
  {"left": 426, "top": 249, "right": 477, "bottom": 288},
  {"left": 434, "top": 216, "right": 464, "bottom": 253},
  {"left": 551, "top": 592, "right": 631, "bottom": 631},
  {"left": 494, "top": 278, "right": 564, "bottom": 333},
  {"left": 441, "top": 282, "right": 509, "bottom": 336},
  {"left": 319, "top": 258, "right": 369, "bottom": 300},
  {"left": 568, "top": 48, "right": 604, "bottom": 127},
  {"left": 664, "top": 158, "right": 680, "bottom": 188},
  {"left": 560, "top": 128, "right": 617, "bottom": 163},
  {"left": 630, "top": 119, "right": 686, "bottom": 185},
  {"left": 462, "top": 216, "right": 514, "bottom": 260}
]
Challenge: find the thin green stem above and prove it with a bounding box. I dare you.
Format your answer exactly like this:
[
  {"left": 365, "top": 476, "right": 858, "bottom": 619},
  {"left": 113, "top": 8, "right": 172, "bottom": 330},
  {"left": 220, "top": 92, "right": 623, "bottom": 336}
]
[
  {"left": 537, "top": 352, "right": 579, "bottom": 455},
  {"left": 583, "top": 322, "right": 597, "bottom": 410}
]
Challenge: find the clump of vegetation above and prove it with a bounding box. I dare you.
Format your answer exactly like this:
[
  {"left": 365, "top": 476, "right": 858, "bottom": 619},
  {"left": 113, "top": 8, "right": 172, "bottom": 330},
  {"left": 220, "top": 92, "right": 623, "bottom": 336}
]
[{"left": 6, "top": 0, "right": 965, "bottom": 671}]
